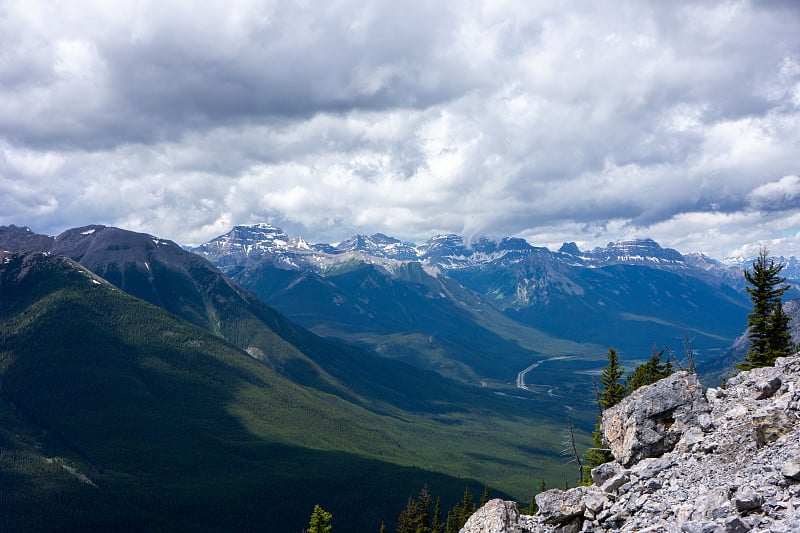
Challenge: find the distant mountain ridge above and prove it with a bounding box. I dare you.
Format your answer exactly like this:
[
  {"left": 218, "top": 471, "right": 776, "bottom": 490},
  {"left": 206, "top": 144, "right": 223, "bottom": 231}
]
[
  {"left": 191, "top": 225, "right": 708, "bottom": 274},
  {"left": 2, "top": 222, "right": 787, "bottom": 383},
  {"left": 188, "top": 224, "right": 764, "bottom": 387},
  {"left": 193, "top": 224, "right": 800, "bottom": 294}
]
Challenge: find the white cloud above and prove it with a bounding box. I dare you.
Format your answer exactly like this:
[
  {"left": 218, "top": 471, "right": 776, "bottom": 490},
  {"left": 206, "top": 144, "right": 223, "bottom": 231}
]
[
  {"left": 747, "top": 175, "right": 800, "bottom": 211},
  {"left": 0, "top": 0, "right": 799, "bottom": 259}
]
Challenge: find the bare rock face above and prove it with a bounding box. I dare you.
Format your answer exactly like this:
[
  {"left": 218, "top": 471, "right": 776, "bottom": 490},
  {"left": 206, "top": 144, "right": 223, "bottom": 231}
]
[
  {"left": 602, "top": 371, "right": 709, "bottom": 466},
  {"left": 465, "top": 354, "right": 800, "bottom": 533},
  {"left": 459, "top": 499, "right": 528, "bottom": 533},
  {"left": 534, "top": 487, "right": 589, "bottom": 525}
]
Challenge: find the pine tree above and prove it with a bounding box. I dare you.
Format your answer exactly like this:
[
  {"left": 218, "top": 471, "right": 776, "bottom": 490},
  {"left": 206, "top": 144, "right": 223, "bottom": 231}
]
[
  {"left": 599, "top": 348, "right": 626, "bottom": 409},
  {"left": 444, "top": 507, "right": 459, "bottom": 533},
  {"left": 397, "top": 486, "right": 435, "bottom": 533},
  {"left": 524, "top": 494, "right": 538, "bottom": 514},
  {"left": 307, "top": 504, "right": 333, "bottom": 533},
  {"left": 625, "top": 349, "right": 673, "bottom": 393},
  {"left": 582, "top": 423, "right": 609, "bottom": 480},
  {"left": 461, "top": 485, "right": 476, "bottom": 518},
  {"left": 480, "top": 485, "right": 491, "bottom": 506},
  {"left": 582, "top": 348, "right": 627, "bottom": 476},
  {"left": 738, "top": 247, "right": 790, "bottom": 370},
  {"left": 444, "top": 486, "right": 475, "bottom": 531},
  {"left": 767, "top": 298, "right": 793, "bottom": 362},
  {"left": 431, "top": 497, "right": 443, "bottom": 533},
  {"left": 380, "top": 522, "right": 386, "bottom": 533},
  {"left": 415, "top": 486, "right": 432, "bottom": 533},
  {"left": 397, "top": 497, "right": 419, "bottom": 533}
]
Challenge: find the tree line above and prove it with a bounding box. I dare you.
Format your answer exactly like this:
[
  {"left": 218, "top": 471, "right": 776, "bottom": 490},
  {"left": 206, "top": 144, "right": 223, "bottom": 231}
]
[{"left": 303, "top": 484, "right": 486, "bottom": 533}]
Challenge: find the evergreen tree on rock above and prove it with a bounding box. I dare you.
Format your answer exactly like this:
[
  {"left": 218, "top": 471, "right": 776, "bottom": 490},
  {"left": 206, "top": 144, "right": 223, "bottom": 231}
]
[
  {"left": 738, "top": 247, "right": 791, "bottom": 370},
  {"left": 583, "top": 347, "right": 630, "bottom": 476},
  {"left": 625, "top": 349, "right": 673, "bottom": 394},
  {"left": 599, "top": 348, "right": 626, "bottom": 409},
  {"left": 767, "top": 298, "right": 793, "bottom": 361}
]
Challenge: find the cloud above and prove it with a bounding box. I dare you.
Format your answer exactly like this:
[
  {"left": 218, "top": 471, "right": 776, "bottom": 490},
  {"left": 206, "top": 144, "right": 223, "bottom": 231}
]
[
  {"left": 1, "top": 0, "right": 799, "bottom": 259},
  {"left": 747, "top": 176, "right": 800, "bottom": 212},
  {"left": 0, "top": 0, "right": 476, "bottom": 149}
]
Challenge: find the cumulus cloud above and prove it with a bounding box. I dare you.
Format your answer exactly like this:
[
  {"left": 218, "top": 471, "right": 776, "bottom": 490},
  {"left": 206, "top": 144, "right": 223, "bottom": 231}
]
[{"left": 1, "top": 0, "right": 799, "bottom": 259}]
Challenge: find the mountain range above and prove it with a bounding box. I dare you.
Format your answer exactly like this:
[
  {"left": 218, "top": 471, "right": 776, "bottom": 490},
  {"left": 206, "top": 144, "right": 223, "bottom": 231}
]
[
  {"left": 191, "top": 224, "right": 786, "bottom": 385},
  {"left": 0, "top": 224, "right": 587, "bottom": 532},
  {"left": 1, "top": 222, "right": 795, "bottom": 531}
]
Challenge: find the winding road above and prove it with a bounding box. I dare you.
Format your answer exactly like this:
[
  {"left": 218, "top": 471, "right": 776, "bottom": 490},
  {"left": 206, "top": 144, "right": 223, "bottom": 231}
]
[{"left": 516, "top": 355, "right": 578, "bottom": 390}]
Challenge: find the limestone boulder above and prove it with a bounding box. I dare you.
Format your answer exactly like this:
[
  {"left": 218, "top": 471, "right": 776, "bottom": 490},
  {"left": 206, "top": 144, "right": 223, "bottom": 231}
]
[
  {"left": 602, "top": 371, "right": 709, "bottom": 466},
  {"left": 534, "top": 487, "right": 589, "bottom": 525},
  {"left": 459, "top": 499, "right": 529, "bottom": 533}
]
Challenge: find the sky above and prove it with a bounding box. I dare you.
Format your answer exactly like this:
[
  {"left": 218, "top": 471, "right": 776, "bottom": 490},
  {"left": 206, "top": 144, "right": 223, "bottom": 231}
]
[{"left": 1, "top": 0, "right": 799, "bottom": 259}]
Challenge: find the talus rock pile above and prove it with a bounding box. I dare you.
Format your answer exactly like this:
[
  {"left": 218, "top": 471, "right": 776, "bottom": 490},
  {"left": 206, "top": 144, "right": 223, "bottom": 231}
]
[{"left": 461, "top": 355, "right": 800, "bottom": 533}]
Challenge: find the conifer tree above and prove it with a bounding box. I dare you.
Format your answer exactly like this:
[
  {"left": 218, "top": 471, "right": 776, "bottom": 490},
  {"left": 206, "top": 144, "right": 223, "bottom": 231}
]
[
  {"left": 738, "top": 247, "right": 790, "bottom": 370},
  {"left": 443, "top": 486, "right": 476, "bottom": 531},
  {"left": 459, "top": 485, "right": 475, "bottom": 522},
  {"left": 583, "top": 348, "right": 626, "bottom": 475},
  {"left": 397, "top": 497, "right": 419, "bottom": 533},
  {"left": 524, "top": 494, "right": 537, "bottom": 514},
  {"left": 625, "top": 349, "right": 673, "bottom": 393},
  {"left": 307, "top": 504, "right": 333, "bottom": 533},
  {"left": 767, "top": 298, "right": 793, "bottom": 361},
  {"left": 431, "top": 497, "right": 443, "bottom": 533},
  {"left": 415, "top": 486, "right": 432, "bottom": 533},
  {"left": 397, "top": 486, "right": 435, "bottom": 533},
  {"left": 599, "top": 348, "right": 626, "bottom": 409},
  {"left": 380, "top": 522, "right": 386, "bottom": 533},
  {"left": 444, "top": 507, "right": 458, "bottom": 533},
  {"left": 480, "top": 485, "right": 491, "bottom": 506}
]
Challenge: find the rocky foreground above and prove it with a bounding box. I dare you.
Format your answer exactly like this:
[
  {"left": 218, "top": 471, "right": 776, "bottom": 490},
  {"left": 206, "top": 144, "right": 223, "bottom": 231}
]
[{"left": 462, "top": 355, "right": 800, "bottom": 532}]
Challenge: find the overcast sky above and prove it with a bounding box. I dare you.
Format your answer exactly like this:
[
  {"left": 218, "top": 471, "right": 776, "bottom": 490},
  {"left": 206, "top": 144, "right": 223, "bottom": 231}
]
[{"left": 2, "top": 0, "right": 799, "bottom": 259}]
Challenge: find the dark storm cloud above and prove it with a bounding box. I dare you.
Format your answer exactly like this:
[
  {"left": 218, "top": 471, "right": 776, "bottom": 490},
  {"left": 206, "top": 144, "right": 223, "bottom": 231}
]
[{"left": 0, "top": 1, "right": 482, "bottom": 150}]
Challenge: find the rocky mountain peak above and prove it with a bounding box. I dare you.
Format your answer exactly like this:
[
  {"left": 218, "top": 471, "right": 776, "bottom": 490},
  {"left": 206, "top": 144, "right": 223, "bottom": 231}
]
[
  {"left": 0, "top": 224, "right": 56, "bottom": 252},
  {"left": 335, "top": 233, "right": 418, "bottom": 260},
  {"left": 592, "top": 238, "right": 685, "bottom": 265},
  {"left": 52, "top": 225, "right": 186, "bottom": 263},
  {"left": 203, "top": 223, "right": 290, "bottom": 253},
  {"left": 462, "top": 355, "right": 800, "bottom": 532},
  {"left": 558, "top": 242, "right": 582, "bottom": 256},
  {"left": 415, "top": 234, "right": 470, "bottom": 266},
  {"left": 191, "top": 223, "right": 304, "bottom": 269}
]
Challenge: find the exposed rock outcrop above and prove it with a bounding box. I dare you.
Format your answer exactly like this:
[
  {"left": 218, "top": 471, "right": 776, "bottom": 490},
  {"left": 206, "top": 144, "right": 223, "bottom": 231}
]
[
  {"left": 461, "top": 355, "right": 800, "bottom": 533},
  {"left": 602, "top": 371, "right": 710, "bottom": 467}
]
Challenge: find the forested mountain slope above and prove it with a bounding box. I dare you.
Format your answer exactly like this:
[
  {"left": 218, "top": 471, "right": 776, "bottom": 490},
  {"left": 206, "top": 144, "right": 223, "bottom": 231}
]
[{"left": 0, "top": 251, "right": 573, "bottom": 531}]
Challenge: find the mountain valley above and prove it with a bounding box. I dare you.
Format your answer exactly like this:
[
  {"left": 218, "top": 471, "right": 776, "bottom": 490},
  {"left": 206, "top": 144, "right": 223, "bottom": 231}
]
[
  {"left": 193, "top": 224, "right": 776, "bottom": 385},
  {"left": 1, "top": 222, "right": 795, "bottom": 531}
]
